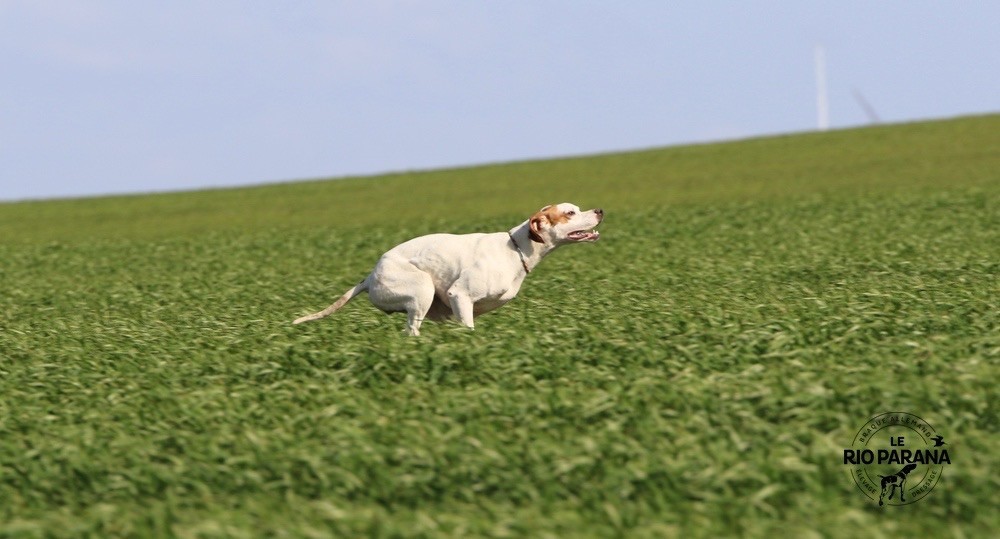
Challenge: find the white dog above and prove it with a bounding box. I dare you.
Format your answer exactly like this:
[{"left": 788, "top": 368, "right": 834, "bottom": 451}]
[{"left": 294, "top": 203, "right": 604, "bottom": 335}]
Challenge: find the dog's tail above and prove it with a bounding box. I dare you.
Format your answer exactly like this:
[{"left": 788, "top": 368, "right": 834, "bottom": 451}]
[{"left": 293, "top": 277, "right": 369, "bottom": 325}]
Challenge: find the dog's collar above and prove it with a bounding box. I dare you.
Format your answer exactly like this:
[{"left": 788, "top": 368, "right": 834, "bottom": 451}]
[{"left": 508, "top": 232, "right": 531, "bottom": 274}]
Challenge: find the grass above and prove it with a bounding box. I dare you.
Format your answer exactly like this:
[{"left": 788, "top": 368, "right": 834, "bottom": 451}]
[{"left": 0, "top": 115, "right": 998, "bottom": 537}]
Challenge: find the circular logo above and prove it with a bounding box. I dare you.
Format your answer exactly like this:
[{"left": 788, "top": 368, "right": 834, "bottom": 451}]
[{"left": 843, "top": 412, "right": 951, "bottom": 506}]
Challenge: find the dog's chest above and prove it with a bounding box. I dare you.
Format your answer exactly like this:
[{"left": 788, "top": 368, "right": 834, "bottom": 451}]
[
  {"left": 472, "top": 276, "right": 524, "bottom": 314},
  {"left": 473, "top": 295, "right": 513, "bottom": 315}
]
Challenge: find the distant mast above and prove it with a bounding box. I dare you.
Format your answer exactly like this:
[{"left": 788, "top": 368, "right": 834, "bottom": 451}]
[{"left": 815, "top": 45, "right": 829, "bottom": 131}]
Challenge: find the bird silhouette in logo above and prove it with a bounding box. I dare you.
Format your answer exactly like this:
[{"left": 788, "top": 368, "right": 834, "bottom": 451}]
[{"left": 931, "top": 435, "right": 946, "bottom": 447}]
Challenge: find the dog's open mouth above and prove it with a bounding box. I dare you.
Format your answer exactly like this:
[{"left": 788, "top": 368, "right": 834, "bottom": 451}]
[{"left": 568, "top": 229, "right": 600, "bottom": 242}]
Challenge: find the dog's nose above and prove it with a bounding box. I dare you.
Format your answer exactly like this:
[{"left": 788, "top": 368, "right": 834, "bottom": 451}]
[{"left": 594, "top": 208, "right": 604, "bottom": 220}]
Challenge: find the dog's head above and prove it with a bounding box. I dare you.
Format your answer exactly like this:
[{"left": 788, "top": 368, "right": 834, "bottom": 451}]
[{"left": 528, "top": 203, "right": 604, "bottom": 245}]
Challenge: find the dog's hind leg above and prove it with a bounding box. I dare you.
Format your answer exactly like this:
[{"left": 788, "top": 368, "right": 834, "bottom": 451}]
[
  {"left": 368, "top": 257, "right": 435, "bottom": 336},
  {"left": 404, "top": 280, "right": 435, "bottom": 336}
]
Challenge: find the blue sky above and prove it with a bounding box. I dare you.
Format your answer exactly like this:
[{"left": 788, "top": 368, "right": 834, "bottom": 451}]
[{"left": 2, "top": 1, "right": 998, "bottom": 201}]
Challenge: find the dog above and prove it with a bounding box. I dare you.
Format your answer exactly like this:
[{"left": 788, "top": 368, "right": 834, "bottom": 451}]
[
  {"left": 294, "top": 203, "right": 604, "bottom": 335},
  {"left": 878, "top": 463, "right": 917, "bottom": 506}
]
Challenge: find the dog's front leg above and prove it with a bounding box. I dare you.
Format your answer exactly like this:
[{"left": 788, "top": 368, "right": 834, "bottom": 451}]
[{"left": 446, "top": 286, "right": 476, "bottom": 330}]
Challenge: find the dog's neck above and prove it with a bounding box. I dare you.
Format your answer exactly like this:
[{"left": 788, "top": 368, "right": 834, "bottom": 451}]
[{"left": 508, "top": 221, "right": 556, "bottom": 274}]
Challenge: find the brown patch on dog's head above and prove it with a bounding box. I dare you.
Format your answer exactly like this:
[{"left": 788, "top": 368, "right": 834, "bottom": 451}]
[{"left": 528, "top": 204, "right": 571, "bottom": 243}]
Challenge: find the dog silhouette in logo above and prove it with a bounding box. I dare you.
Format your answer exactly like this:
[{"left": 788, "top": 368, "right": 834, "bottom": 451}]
[
  {"left": 931, "top": 435, "right": 946, "bottom": 447},
  {"left": 879, "top": 463, "right": 917, "bottom": 506}
]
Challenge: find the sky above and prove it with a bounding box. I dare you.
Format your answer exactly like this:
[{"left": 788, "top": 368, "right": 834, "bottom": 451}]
[{"left": 2, "top": 1, "right": 998, "bottom": 201}]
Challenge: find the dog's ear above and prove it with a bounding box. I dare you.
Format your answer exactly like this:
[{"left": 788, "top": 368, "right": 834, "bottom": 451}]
[
  {"left": 529, "top": 213, "right": 546, "bottom": 243},
  {"left": 529, "top": 204, "right": 556, "bottom": 243},
  {"left": 529, "top": 216, "right": 545, "bottom": 243}
]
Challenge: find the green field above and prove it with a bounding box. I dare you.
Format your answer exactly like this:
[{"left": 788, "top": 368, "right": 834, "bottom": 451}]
[{"left": 1, "top": 115, "right": 997, "bottom": 537}]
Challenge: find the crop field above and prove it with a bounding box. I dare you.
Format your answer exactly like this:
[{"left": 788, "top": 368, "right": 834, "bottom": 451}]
[{"left": 1, "top": 115, "right": 998, "bottom": 537}]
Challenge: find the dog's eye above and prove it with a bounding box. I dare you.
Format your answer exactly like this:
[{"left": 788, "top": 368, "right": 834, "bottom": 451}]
[{"left": 566, "top": 211, "right": 576, "bottom": 217}]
